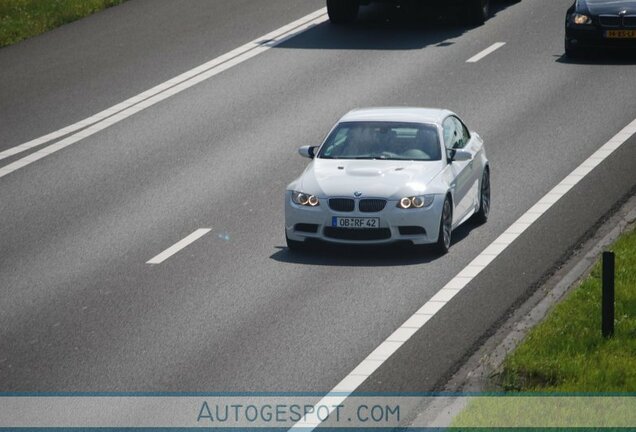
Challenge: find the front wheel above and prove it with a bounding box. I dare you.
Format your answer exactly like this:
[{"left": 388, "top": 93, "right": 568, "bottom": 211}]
[
  {"left": 327, "top": 0, "right": 359, "bottom": 24},
  {"left": 435, "top": 197, "right": 453, "bottom": 254},
  {"left": 473, "top": 168, "right": 490, "bottom": 224},
  {"left": 464, "top": 0, "right": 490, "bottom": 26}
]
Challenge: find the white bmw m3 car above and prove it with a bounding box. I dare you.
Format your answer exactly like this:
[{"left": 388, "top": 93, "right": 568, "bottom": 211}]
[{"left": 285, "top": 107, "right": 490, "bottom": 253}]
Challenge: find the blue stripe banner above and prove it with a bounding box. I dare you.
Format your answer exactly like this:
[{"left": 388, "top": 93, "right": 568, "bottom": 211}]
[{"left": 0, "top": 394, "right": 635, "bottom": 429}]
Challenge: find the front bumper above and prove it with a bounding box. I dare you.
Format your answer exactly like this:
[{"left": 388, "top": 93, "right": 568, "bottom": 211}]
[
  {"left": 284, "top": 192, "right": 445, "bottom": 245},
  {"left": 566, "top": 24, "right": 636, "bottom": 50}
]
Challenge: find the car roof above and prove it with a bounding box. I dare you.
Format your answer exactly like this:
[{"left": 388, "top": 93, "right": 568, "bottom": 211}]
[{"left": 338, "top": 107, "right": 453, "bottom": 125}]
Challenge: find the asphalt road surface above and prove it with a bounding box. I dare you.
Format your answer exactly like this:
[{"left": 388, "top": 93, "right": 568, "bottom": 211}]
[{"left": 1, "top": 0, "right": 635, "bottom": 408}]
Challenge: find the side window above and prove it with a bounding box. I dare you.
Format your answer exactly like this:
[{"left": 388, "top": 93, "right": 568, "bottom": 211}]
[
  {"left": 442, "top": 117, "right": 456, "bottom": 150},
  {"left": 451, "top": 117, "right": 471, "bottom": 149}
]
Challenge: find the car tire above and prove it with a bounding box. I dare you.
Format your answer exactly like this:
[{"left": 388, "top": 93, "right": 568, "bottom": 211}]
[
  {"left": 327, "top": 0, "right": 359, "bottom": 24},
  {"left": 435, "top": 196, "right": 453, "bottom": 254},
  {"left": 473, "top": 167, "right": 490, "bottom": 225},
  {"left": 286, "top": 233, "right": 305, "bottom": 251},
  {"left": 464, "top": 0, "right": 490, "bottom": 26}
]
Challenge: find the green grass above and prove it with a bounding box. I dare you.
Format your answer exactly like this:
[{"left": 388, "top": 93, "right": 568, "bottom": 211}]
[
  {"left": 450, "top": 226, "right": 636, "bottom": 429},
  {"left": 500, "top": 225, "right": 636, "bottom": 392},
  {"left": 451, "top": 396, "right": 636, "bottom": 429},
  {"left": 0, "top": 0, "right": 126, "bottom": 48}
]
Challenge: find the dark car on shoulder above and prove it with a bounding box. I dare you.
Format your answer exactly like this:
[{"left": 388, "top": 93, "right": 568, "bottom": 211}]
[
  {"left": 327, "top": 0, "right": 492, "bottom": 26},
  {"left": 565, "top": 0, "right": 636, "bottom": 57}
]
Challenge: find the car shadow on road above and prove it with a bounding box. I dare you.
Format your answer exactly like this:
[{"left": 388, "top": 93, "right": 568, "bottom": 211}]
[
  {"left": 555, "top": 50, "right": 636, "bottom": 65},
  {"left": 272, "top": 1, "right": 521, "bottom": 51},
  {"left": 269, "top": 218, "right": 483, "bottom": 267}
]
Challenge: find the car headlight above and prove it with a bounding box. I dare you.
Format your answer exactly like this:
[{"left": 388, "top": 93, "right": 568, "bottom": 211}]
[
  {"left": 291, "top": 191, "right": 320, "bottom": 207},
  {"left": 571, "top": 13, "right": 592, "bottom": 25},
  {"left": 397, "top": 195, "right": 435, "bottom": 209}
]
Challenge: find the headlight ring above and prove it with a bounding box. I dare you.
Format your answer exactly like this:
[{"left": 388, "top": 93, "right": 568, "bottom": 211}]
[
  {"left": 397, "top": 195, "right": 434, "bottom": 209},
  {"left": 292, "top": 191, "right": 320, "bottom": 207}
]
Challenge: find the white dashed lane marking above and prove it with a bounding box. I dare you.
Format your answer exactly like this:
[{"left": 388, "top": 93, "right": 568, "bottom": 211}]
[
  {"left": 466, "top": 42, "right": 506, "bottom": 63},
  {"left": 146, "top": 229, "right": 211, "bottom": 265}
]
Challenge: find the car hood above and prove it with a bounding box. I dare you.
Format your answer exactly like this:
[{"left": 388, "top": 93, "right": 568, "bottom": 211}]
[
  {"left": 580, "top": 0, "right": 636, "bottom": 15},
  {"left": 294, "top": 159, "right": 445, "bottom": 199}
]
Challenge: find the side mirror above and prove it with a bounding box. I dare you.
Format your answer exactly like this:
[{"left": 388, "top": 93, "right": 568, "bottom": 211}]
[
  {"left": 447, "top": 149, "right": 472, "bottom": 162},
  {"left": 298, "top": 145, "right": 318, "bottom": 159}
]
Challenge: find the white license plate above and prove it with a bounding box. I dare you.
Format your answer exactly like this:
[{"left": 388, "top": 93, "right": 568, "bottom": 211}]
[{"left": 332, "top": 217, "right": 380, "bottom": 229}]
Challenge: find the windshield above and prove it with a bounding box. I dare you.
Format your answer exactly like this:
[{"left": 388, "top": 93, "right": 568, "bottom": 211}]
[{"left": 318, "top": 121, "right": 441, "bottom": 161}]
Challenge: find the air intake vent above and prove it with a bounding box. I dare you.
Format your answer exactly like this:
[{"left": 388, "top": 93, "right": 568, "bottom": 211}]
[
  {"left": 599, "top": 15, "right": 620, "bottom": 27},
  {"left": 324, "top": 227, "right": 391, "bottom": 241},
  {"left": 359, "top": 199, "right": 387, "bottom": 213},
  {"left": 329, "top": 198, "right": 355, "bottom": 212},
  {"left": 624, "top": 16, "right": 636, "bottom": 27},
  {"left": 399, "top": 226, "right": 426, "bottom": 236},
  {"left": 295, "top": 224, "right": 319, "bottom": 233}
]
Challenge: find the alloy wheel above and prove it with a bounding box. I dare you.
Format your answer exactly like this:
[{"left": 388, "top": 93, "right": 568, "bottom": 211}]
[
  {"left": 442, "top": 199, "right": 452, "bottom": 250},
  {"left": 481, "top": 170, "right": 490, "bottom": 218}
]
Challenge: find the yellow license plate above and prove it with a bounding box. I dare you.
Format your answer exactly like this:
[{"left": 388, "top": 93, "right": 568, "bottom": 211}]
[{"left": 605, "top": 30, "right": 636, "bottom": 39}]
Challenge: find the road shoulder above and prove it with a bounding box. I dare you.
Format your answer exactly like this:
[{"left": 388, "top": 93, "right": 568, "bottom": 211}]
[{"left": 410, "top": 191, "right": 636, "bottom": 428}]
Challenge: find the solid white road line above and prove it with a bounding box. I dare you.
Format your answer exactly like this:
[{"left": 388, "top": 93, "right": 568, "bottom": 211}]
[
  {"left": 290, "top": 117, "right": 636, "bottom": 430},
  {"left": 466, "top": 42, "right": 506, "bottom": 63},
  {"left": 146, "top": 229, "right": 211, "bottom": 265},
  {"left": 0, "top": 8, "right": 329, "bottom": 174}
]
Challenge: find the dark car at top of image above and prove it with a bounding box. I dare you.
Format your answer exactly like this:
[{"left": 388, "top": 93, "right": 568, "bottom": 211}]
[
  {"left": 326, "top": 0, "right": 493, "bottom": 26},
  {"left": 565, "top": 0, "right": 636, "bottom": 57}
]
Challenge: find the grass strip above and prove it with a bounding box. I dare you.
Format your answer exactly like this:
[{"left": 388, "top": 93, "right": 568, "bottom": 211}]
[
  {"left": 451, "top": 225, "right": 636, "bottom": 429},
  {"left": 0, "top": 0, "right": 126, "bottom": 48},
  {"left": 501, "top": 225, "right": 636, "bottom": 392}
]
